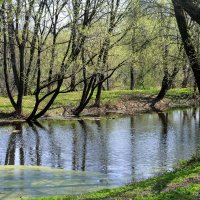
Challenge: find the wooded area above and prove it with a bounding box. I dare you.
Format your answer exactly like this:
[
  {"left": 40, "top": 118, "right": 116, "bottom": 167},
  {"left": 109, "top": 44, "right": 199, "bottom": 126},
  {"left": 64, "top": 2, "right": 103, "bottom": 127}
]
[{"left": 0, "top": 0, "right": 200, "bottom": 121}]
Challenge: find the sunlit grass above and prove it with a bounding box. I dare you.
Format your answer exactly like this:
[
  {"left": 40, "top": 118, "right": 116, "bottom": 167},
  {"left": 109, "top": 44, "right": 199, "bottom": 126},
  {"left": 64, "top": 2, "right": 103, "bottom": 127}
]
[{"left": 0, "top": 88, "right": 196, "bottom": 115}]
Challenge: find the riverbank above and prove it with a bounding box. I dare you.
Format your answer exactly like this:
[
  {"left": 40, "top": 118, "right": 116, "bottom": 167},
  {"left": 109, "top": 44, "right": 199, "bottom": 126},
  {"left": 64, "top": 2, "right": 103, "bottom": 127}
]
[
  {"left": 29, "top": 88, "right": 200, "bottom": 118},
  {"left": 34, "top": 88, "right": 200, "bottom": 118},
  {"left": 27, "top": 155, "right": 200, "bottom": 200},
  {"left": 0, "top": 88, "right": 199, "bottom": 120}
]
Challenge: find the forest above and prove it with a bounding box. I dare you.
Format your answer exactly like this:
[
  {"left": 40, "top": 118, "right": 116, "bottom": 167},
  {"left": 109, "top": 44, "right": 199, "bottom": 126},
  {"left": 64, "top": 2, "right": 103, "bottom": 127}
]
[
  {"left": 0, "top": 0, "right": 200, "bottom": 121},
  {"left": 1, "top": 1, "right": 200, "bottom": 200}
]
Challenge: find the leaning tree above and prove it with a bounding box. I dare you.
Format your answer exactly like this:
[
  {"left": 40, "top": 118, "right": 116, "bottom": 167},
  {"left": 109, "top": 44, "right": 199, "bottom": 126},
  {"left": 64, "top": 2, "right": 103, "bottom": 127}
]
[{"left": 172, "top": 0, "right": 200, "bottom": 92}]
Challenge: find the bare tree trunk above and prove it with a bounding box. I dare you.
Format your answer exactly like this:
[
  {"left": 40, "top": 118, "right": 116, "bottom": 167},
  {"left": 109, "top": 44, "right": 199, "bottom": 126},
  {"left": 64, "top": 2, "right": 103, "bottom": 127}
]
[
  {"left": 73, "top": 74, "right": 97, "bottom": 116},
  {"left": 94, "top": 74, "right": 104, "bottom": 107},
  {"left": 151, "top": 74, "right": 171, "bottom": 106},
  {"left": 16, "top": 46, "right": 25, "bottom": 114},
  {"left": 48, "top": 36, "right": 57, "bottom": 92},
  {"left": 70, "top": 65, "right": 76, "bottom": 91},
  {"left": 151, "top": 45, "right": 179, "bottom": 106},
  {"left": 130, "top": 66, "right": 135, "bottom": 90},
  {"left": 172, "top": 0, "right": 200, "bottom": 92},
  {"left": 178, "top": 0, "right": 200, "bottom": 25},
  {"left": 2, "top": 2, "right": 18, "bottom": 112},
  {"left": 7, "top": 10, "right": 20, "bottom": 90}
]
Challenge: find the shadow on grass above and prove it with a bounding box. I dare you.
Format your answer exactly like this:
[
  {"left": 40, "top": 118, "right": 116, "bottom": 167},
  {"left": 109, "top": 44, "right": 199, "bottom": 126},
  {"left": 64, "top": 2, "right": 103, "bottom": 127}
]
[
  {"left": 154, "top": 189, "right": 199, "bottom": 200},
  {"left": 152, "top": 160, "right": 200, "bottom": 193},
  {"left": 121, "top": 94, "right": 155, "bottom": 102}
]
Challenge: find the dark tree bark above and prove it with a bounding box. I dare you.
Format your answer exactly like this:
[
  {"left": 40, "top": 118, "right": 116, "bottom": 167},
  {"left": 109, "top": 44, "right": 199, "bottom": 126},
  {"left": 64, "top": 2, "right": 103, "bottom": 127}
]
[
  {"left": 151, "top": 45, "right": 179, "bottom": 106},
  {"left": 179, "top": 0, "right": 200, "bottom": 25},
  {"left": 72, "top": 74, "right": 97, "bottom": 116},
  {"left": 27, "top": 45, "right": 42, "bottom": 121},
  {"left": 151, "top": 72, "right": 176, "bottom": 107},
  {"left": 172, "top": 0, "right": 200, "bottom": 92},
  {"left": 70, "top": 70, "right": 76, "bottom": 91},
  {"left": 94, "top": 74, "right": 104, "bottom": 107},
  {"left": 130, "top": 66, "right": 135, "bottom": 90},
  {"left": 7, "top": 3, "right": 20, "bottom": 91},
  {"left": 69, "top": 0, "right": 80, "bottom": 91}
]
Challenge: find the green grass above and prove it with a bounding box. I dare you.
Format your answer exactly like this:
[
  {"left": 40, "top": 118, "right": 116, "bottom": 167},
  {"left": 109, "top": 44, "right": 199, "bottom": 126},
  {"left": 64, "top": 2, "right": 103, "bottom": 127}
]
[
  {"left": 0, "top": 88, "right": 197, "bottom": 115},
  {"left": 25, "top": 156, "right": 200, "bottom": 200}
]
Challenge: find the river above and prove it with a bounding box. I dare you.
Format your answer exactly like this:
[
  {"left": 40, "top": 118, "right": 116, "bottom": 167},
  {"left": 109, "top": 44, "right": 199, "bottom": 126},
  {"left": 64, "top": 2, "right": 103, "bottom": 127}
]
[{"left": 0, "top": 107, "right": 200, "bottom": 198}]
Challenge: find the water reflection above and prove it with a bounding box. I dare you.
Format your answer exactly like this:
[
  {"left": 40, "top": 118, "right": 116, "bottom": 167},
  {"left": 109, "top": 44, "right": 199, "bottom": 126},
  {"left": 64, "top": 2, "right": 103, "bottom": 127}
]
[
  {"left": 0, "top": 108, "right": 200, "bottom": 184},
  {"left": 71, "top": 120, "right": 88, "bottom": 171},
  {"left": 5, "top": 123, "right": 23, "bottom": 165},
  {"left": 28, "top": 122, "right": 41, "bottom": 166}
]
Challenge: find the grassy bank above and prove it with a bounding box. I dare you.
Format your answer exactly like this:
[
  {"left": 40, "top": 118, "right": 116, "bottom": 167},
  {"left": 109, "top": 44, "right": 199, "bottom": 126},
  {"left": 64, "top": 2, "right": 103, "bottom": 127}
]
[
  {"left": 0, "top": 88, "right": 198, "bottom": 118},
  {"left": 27, "top": 156, "right": 200, "bottom": 200}
]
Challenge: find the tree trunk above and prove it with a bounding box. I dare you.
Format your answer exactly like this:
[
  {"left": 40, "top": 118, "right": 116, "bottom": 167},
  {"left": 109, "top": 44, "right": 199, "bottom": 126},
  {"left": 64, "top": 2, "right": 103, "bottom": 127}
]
[
  {"left": 181, "top": 64, "right": 191, "bottom": 88},
  {"left": 178, "top": 0, "right": 200, "bottom": 25},
  {"left": 16, "top": 46, "right": 25, "bottom": 115},
  {"left": 2, "top": 2, "right": 18, "bottom": 112},
  {"left": 94, "top": 74, "right": 104, "bottom": 107},
  {"left": 130, "top": 66, "right": 135, "bottom": 90},
  {"left": 8, "top": 19, "right": 20, "bottom": 90},
  {"left": 172, "top": 0, "right": 200, "bottom": 92},
  {"left": 73, "top": 75, "right": 97, "bottom": 116},
  {"left": 151, "top": 74, "right": 171, "bottom": 106},
  {"left": 70, "top": 67, "right": 76, "bottom": 91}
]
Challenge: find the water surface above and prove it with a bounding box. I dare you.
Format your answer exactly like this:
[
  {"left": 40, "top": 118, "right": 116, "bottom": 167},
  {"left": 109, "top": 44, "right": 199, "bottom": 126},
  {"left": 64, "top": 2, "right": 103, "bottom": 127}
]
[{"left": 0, "top": 107, "right": 200, "bottom": 198}]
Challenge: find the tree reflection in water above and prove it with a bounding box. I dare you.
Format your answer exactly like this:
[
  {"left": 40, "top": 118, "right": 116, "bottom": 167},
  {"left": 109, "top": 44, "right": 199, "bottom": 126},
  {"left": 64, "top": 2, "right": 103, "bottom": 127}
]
[
  {"left": 1, "top": 109, "right": 200, "bottom": 182},
  {"left": 5, "top": 123, "right": 23, "bottom": 165}
]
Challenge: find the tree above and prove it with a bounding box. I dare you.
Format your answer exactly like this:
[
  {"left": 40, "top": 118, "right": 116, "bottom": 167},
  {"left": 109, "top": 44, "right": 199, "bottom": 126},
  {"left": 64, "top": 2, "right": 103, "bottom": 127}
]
[
  {"left": 178, "top": 0, "right": 200, "bottom": 25},
  {"left": 2, "top": 0, "right": 36, "bottom": 115},
  {"left": 93, "top": 0, "right": 129, "bottom": 107},
  {"left": 151, "top": 0, "right": 180, "bottom": 106},
  {"left": 172, "top": 0, "right": 200, "bottom": 92},
  {"left": 70, "top": 0, "right": 130, "bottom": 115}
]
